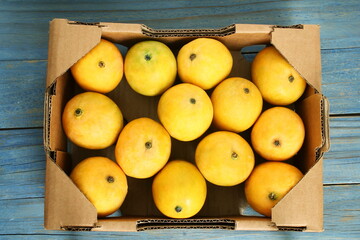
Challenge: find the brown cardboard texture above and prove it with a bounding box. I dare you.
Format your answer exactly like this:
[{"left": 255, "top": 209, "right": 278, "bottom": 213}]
[{"left": 44, "top": 19, "right": 329, "bottom": 232}]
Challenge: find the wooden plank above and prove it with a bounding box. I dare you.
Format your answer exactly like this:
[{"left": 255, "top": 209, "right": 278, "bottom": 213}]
[
  {"left": 0, "top": 1, "right": 358, "bottom": 239},
  {"left": 0, "top": 0, "right": 359, "bottom": 61},
  {"left": 321, "top": 48, "right": 360, "bottom": 115},
  {"left": 0, "top": 128, "right": 45, "bottom": 200},
  {"left": 324, "top": 116, "right": 360, "bottom": 185},
  {"left": 0, "top": 184, "right": 359, "bottom": 238},
  {"left": 0, "top": 60, "right": 46, "bottom": 129}
]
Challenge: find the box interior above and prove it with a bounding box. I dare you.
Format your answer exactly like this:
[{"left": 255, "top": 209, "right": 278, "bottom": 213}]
[{"left": 44, "top": 19, "right": 329, "bottom": 232}]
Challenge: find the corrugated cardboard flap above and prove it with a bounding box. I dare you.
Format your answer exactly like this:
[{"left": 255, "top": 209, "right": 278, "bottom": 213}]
[
  {"left": 46, "top": 19, "right": 102, "bottom": 88},
  {"left": 272, "top": 158, "right": 323, "bottom": 232},
  {"left": 44, "top": 152, "right": 98, "bottom": 230},
  {"left": 271, "top": 25, "right": 322, "bottom": 92}
]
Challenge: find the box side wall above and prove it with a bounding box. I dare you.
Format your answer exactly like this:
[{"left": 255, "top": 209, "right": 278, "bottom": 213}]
[
  {"left": 101, "top": 22, "right": 273, "bottom": 50},
  {"left": 44, "top": 19, "right": 326, "bottom": 232}
]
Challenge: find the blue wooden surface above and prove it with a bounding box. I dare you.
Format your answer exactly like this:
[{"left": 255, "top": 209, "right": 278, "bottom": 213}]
[{"left": 0, "top": 0, "right": 360, "bottom": 239}]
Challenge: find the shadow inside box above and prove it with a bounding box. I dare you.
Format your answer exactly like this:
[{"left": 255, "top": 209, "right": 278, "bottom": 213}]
[{"left": 118, "top": 172, "right": 249, "bottom": 218}]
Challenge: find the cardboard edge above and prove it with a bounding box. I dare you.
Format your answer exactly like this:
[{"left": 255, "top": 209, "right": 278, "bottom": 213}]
[
  {"left": 44, "top": 154, "right": 98, "bottom": 230},
  {"left": 94, "top": 217, "right": 276, "bottom": 232},
  {"left": 94, "top": 217, "right": 277, "bottom": 232},
  {"left": 136, "top": 218, "right": 236, "bottom": 231},
  {"left": 232, "top": 216, "right": 277, "bottom": 231},
  {"left": 319, "top": 96, "right": 331, "bottom": 154},
  {"left": 271, "top": 158, "right": 324, "bottom": 232},
  {"left": 46, "top": 18, "right": 102, "bottom": 88},
  {"left": 235, "top": 23, "right": 274, "bottom": 34},
  {"left": 271, "top": 24, "right": 322, "bottom": 93},
  {"left": 44, "top": 20, "right": 104, "bottom": 229}
]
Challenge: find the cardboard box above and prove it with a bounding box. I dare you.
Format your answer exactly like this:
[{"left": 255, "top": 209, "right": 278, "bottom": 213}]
[{"left": 44, "top": 18, "right": 330, "bottom": 232}]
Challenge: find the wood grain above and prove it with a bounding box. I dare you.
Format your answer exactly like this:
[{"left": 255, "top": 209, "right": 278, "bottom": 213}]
[
  {"left": 0, "top": 0, "right": 359, "bottom": 61},
  {"left": 0, "top": 0, "right": 359, "bottom": 239},
  {"left": 0, "top": 128, "right": 45, "bottom": 200},
  {"left": 0, "top": 60, "right": 46, "bottom": 129},
  {"left": 321, "top": 48, "right": 360, "bottom": 115},
  {"left": 324, "top": 116, "right": 360, "bottom": 184}
]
